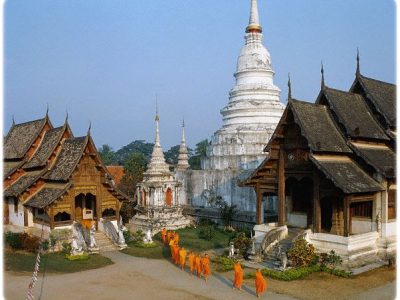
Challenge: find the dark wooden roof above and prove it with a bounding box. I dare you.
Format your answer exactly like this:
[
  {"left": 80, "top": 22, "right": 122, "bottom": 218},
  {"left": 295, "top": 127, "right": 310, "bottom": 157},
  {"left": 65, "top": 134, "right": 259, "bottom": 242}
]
[
  {"left": 356, "top": 75, "right": 396, "bottom": 127},
  {"left": 24, "top": 184, "right": 72, "bottom": 208},
  {"left": 320, "top": 87, "right": 389, "bottom": 140},
  {"left": 23, "top": 126, "right": 66, "bottom": 169},
  {"left": 290, "top": 99, "right": 352, "bottom": 153},
  {"left": 4, "top": 118, "right": 48, "bottom": 160},
  {"left": 349, "top": 142, "right": 396, "bottom": 179},
  {"left": 43, "top": 137, "right": 88, "bottom": 181},
  {"left": 4, "top": 172, "right": 42, "bottom": 197},
  {"left": 310, "top": 155, "right": 384, "bottom": 193},
  {"left": 4, "top": 161, "right": 24, "bottom": 179}
]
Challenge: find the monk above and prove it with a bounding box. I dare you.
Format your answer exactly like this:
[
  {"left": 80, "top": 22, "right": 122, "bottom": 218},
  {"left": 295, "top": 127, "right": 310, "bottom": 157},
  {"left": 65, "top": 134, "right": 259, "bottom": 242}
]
[
  {"left": 194, "top": 254, "right": 202, "bottom": 278},
  {"left": 255, "top": 269, "right": 267, "bottom": 298},
  {"left": 161, "top": 228, "right": 167, "bottom": 245},
  {"left": 201, "top": 253, "right": 211, "bottom": 282},
  {"left": 169, "top": 238, "right": 175, "bottom": 257},
  {"left": 174, "top": 232, "right": 180, "bottom": 244},
  {"left": 174, "top": 245, "right": 180, "bottom": 265},
  {"left": 188, "top": 251, "right": 195, "bottom": 276},
  {"left": 233, "top": 261, "right": 243, "bottom": 290},
  {"left": 179, "top": 247, "right": 187, "bottom": 271}
]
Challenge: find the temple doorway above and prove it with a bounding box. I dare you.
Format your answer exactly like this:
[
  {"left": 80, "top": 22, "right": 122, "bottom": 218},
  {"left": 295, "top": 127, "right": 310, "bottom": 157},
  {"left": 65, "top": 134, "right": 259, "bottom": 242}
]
[
  {"left": 75, "top": 193, "right": 97, "bottom": 228},
  {"left": 320, "top": 196, "right": 333, "bottom": 232},
  {"left": 165, "top": 188, "right": 172, "bottom": 206}
]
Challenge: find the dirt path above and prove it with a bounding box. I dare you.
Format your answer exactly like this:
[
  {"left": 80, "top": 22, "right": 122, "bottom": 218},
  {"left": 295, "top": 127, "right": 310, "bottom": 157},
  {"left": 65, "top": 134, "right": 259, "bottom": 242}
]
[{"left": 4, "top": 251, "right": 295, "bottom": 300}]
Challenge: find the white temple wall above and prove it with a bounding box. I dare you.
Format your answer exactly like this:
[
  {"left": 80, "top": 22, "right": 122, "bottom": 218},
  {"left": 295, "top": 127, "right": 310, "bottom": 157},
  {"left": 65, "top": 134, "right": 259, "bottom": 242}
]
[
  {"left": 351, "top": 219, "right": 376, "bottom": 234},
  {"left": 8, "top": 199, "right": 24, "bottom": 227},
  {"left": 184, "top": 169, "right": 256, "bottom": 213}
]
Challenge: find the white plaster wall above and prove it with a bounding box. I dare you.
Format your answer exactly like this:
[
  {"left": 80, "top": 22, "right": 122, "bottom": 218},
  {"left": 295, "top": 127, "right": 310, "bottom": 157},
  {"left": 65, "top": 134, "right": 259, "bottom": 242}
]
[
  {"left": 351, "top": 219, "right": 376, "bottom": 234},
  {"left": 382, "top": 221, "right": 397, "bottom": 237},
  {"left": 8, "top": 201, "right": 24, "bottom": 227},
  {"left": 287, "top": 213, "right": 307, "bottom": 228},
  {"left": 33, "top": 222, "right": 51, "bottom": 232}
]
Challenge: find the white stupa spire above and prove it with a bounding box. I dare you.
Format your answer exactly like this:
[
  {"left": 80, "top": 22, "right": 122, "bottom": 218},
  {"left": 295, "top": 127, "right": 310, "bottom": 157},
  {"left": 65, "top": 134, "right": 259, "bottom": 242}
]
[
  {"left": 145, "top": 107, "right": 171, "bottom": 178},
  {"left": 177, "top": 118, "right": 189, "bottom": 170},
  {"left": 246, "top": 0, "right": 262, "bottom": 33}
]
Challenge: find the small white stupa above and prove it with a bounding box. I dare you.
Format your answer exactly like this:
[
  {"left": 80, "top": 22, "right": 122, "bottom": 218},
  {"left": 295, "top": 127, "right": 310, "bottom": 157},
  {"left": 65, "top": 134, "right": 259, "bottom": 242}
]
[{"left": 130, "top": 108, "right": 191, "bottom": 234}]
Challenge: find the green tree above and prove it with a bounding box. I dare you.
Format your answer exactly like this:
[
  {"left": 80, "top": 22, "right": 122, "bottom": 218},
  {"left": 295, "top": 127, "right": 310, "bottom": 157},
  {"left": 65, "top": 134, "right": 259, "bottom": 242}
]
[
  {"left": 98, "top": 144, "right": 117, "bottom": 166},
  {"left": 115, "top": 140, "right": 154, "bottom": 164},
  {"left": 189, "top": 139, "right": 209, "bottom": 170},
  {"left": 119, "top": 152, "right": 147, "bottom": 198}
]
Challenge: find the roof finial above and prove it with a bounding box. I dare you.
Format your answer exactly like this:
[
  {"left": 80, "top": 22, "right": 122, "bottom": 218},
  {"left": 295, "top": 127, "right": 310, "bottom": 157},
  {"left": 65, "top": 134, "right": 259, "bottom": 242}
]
[
  {"left": 65, "top": 110, "right": 69, "bottom": 122},
  {"left": 155, "top": 94, "right": 159, "bottom": 122},
  {"left": 320, "top": 61, "right": 325, "bottom": 89},
  {"left": 46, "top": 103, "right": 49, "bottom": 118},
  {"left": 12, "top": 115, "right": 15, "bottom": 126},
  {"left": 87, "top": 121, "right": 91, "bottom": 135},
  {"left": 356, "top": 47, "right": 360, "bottom": 75},
  {"left": 287, "top": 73, "right": 292, "bottom": 101},
  {"left": 181, "top": 117, "right": 186, "bottom": 144},
  {"left": 246, "top": 0, "right": 262, "bottom": 33}
]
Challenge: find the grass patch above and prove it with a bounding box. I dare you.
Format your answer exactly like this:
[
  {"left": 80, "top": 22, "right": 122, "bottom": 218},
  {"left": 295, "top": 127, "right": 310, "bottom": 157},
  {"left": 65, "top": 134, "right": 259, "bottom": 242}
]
[
  {"left": 244, "top": 265, "right": 353, "bottom": 281},
  {"left": 4, "top": 251, "right": 113, "bottom": 273},
  {"left": 157, "top": 227, "right": 235, "bottom": 252},
  {"left": 121, "top": 240, "right": 169, "bottom": 259},
  {"left": 211, "top": 256, "right": 238, "bottom": 272}
]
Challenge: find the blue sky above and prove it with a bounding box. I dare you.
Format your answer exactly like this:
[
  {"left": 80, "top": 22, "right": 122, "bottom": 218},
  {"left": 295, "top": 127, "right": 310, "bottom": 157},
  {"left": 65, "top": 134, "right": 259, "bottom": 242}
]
[{"left": 5, "top": 0, "right": 396, "bottom": 150}]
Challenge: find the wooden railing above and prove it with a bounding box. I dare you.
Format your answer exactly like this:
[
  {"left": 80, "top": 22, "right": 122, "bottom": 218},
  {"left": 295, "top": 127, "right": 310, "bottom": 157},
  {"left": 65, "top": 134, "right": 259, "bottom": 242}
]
[{"left": 260, "top": 226, "right": 288, "bottom": 255}]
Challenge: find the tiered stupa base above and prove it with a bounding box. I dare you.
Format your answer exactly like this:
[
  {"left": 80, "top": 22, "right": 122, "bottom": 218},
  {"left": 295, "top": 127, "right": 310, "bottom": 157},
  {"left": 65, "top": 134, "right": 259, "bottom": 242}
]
[{"left": 129, "top": 206, "right": 192, "bottom": 235}]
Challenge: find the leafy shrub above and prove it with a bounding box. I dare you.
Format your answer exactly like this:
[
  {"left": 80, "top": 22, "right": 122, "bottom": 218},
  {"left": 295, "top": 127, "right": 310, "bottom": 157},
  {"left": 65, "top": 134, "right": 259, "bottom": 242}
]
[
  {"left": 131, "top": 230, "right": 145, "bottom": 242},
  {"left": 4, "top": 231, "right": 22, "bottom": 250},
  {"left": 20, "top": 233, "right": 40, "bottom": 252},
  {"left": 198, "top": 218, "right": 217, "bottom": 227},
  {"left": 232, "top": 232, "right": 251, "bottom": 257},
  {"left": 41, "top": 239, "right": 50, "bottom": 251},
  {"left": 65, "top": 253, "right": 90, "bottom": 261},
  {"left": 321, "top": 266, "right": 352, "bottom": 278},
  {"left": 287, "top": 238, "right": 315, "bottom": 267},
  {"left": 62, "top": 242, "right": 72, "bottom": 254},
  {"left": 198, "top": 226, "right": 215, "bottom": 241},
  {"left": 211, "top": 256, "right": 238, "bottom": 272},
  {"left": 318, "top": 250, "right": 343, "bottom": 268},
  {"left": 123, "top": 230, "right": 133, "bottom": 243}
]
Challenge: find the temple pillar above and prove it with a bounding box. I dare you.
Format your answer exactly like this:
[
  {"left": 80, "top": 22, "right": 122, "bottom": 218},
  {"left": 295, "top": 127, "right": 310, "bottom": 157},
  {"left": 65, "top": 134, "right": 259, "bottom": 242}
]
[
  {"left": 343, "top": 195, "right": 350, "bottom": 237},
  {"left": 278, "top": 149, "right": 286, "bottom": 226},
  {"left": 313, "top": 170, "right": 321, "bottom": 233},
  {"left": 256, "top": 183, "right": 262, "bottom": 224}
]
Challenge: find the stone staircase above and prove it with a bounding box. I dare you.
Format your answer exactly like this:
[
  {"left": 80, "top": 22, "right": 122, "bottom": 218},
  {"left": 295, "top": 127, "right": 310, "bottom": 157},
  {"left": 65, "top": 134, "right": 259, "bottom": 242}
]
[
  {"left": 94, "top": 231, "right": 120, "bottom": 252},
  {"left": 263, "top": 227, "right": 304, "bottom": 269}
]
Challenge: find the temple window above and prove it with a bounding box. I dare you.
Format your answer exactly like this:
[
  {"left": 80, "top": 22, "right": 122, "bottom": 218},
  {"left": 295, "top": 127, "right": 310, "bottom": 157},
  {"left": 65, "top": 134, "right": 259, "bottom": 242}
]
[
  {"left": 54, "top": 211, "right": 71, "bottom": 222},
  {"left": 388, "top": 189, "right": 396, "bottom": 220},
  {"left": 350, "top": 201, "right": 372, "bottom": 219},
  {"left": 102, "top": 208, "right": 116, "bottom": 217}
]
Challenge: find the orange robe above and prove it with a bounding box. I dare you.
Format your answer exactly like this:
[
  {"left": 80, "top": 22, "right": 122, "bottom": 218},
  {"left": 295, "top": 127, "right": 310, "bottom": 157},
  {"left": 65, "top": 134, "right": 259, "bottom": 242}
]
[
  {"left": 174, "top": 233, "right": 180, "bottom": 245},
  {"left": 255, "top": 270, "right": 267, "bottom": 296},
  {"left": 173, "top": 246, "right": 180, "bottom": 265},
  {"left": 179, "top": 248, "right": 187, "bottom": 270},
  {"left": 188, "top": 253, "right": 195, "bottom": 274},
  {"left": 161, "top": 228, "right": 167, "bottom": 245},
  {"left": 233, "top": 262, "right": 243, "bottom": 289},
  {"left": 195, "top": 256, "right": 202, "bottom": 278},
  {"left": 169, "top": 240, "right": 175, "bottom": 258},
  {"left": 167, "top": 232, "right": 173, "bottom": 243},
  {"left": 201, "top": 256, "right": 211, "bottom": 278}
]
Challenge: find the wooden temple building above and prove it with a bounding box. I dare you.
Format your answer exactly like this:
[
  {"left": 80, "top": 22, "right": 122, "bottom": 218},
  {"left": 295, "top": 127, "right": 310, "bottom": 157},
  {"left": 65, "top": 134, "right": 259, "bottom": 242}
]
[
  {"left": 4, "top": 114, "right": 129, "bottom": 231},
  {"left": 241, "top": 60, "right": 396, "bottom": 265}
]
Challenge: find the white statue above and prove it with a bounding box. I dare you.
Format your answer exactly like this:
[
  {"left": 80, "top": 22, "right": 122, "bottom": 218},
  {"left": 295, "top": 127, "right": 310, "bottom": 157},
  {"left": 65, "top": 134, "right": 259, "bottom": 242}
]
[
  {"left": 118, "top": 227, "right": 126, "bottom": 245},
  {"left": 71, "top": 235, "right": 83, "bottom": 255},
  {"left": 89, "top": 225, "right": 97, "bottom": 248},
  {"left": 281, "top": 251, "right": 288, "bottom": 270},
  {"left": 229, "top": 242, "right": 235, "bottom": 258},
  {"left": 143, "top": 228, "right": 153, "bottom": 244}
]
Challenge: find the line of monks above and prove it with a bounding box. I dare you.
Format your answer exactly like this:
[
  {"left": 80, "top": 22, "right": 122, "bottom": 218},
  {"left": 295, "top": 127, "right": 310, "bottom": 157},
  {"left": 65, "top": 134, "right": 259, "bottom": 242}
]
[
  {"left": 162, "top": 228, "right": 211, "bottom": 282},
  {"left": 161, "top": 228, "right": 266, "bottom": 298}
]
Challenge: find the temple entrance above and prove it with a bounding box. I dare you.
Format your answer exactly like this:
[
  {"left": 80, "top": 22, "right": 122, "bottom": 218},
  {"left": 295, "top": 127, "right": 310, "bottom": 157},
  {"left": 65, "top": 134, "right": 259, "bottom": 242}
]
[
  {"left": 75, "top": 193, "right": 97, "bottom": 228},
  {"left": 262, "top": 192, "right": 278, "bottom": 223},
  {"left": 286, "top": 177, "right": 313, "bottom": 227},
  {"left": 165, "top": 188, "right": 172, "bottom": 206},
  {"left": 320, "top": 197, "right": 333, "bottom": 232}
]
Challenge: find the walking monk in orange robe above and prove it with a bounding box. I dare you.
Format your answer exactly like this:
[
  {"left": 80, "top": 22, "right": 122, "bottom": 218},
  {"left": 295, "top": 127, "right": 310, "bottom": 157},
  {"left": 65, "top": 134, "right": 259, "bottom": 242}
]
[
  {"left": 173, "top": 245, "right": 180, "bottom": 265},
  {"left": 179, "top": 247, "right": 187, "bottom": 271},
  {"left": 174, "top": 232, "right": 180, "bottom": 244},
  {"left": 201, "top": 253, "right": 211, "bottom": 282},
  {"left": 188, "top": 251, "right": 195, "bottom": 276},
  {"left": 233, "top": 261, "right": 243, "bottom": 290},
  {"left": 161, "top": 228, "right": 167, "bottom": 245},
  {"left": 255, "top": 269, "right": 266, "bottom": 298},
  {"left": 194, "top": 254, "right": 202, "bottom": 278},
  {"left": 169, "top": 238, "right": 175, "bottom": 259}
]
